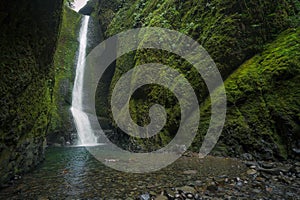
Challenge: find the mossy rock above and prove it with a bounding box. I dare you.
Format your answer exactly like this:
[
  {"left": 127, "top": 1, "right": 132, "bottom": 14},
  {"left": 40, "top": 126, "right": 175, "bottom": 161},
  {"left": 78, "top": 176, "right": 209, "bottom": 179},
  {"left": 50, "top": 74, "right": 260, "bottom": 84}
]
[
  {"left": 193, "top": 28, "right": 300, "bottom": 160},
  {"left": 0, "top": 0, "right": 63, "bottom": 186},
  {"left": 96, "top": 0, "right": 299, "bottom": 153}
]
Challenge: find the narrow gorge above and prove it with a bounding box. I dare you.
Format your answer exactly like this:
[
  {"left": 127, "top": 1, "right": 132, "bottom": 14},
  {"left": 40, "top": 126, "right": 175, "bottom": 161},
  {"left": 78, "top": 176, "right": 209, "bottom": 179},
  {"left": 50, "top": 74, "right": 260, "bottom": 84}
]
[{"left": 0, "top": 0, "right": 299, "bottom": 199}]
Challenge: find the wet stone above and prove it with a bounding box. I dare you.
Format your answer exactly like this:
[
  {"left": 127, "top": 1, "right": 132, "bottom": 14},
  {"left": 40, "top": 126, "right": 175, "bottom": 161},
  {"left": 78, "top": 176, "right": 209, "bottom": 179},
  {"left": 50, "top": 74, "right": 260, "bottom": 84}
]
[
  {"left": 247, "top": 169, "right": 257, "bottom": 175},
  {"left": 183, "top": 170, "right": 198, "bottom": 175},
  {"left": 206, "top": 183, "right": 218, "bottom": 192}
]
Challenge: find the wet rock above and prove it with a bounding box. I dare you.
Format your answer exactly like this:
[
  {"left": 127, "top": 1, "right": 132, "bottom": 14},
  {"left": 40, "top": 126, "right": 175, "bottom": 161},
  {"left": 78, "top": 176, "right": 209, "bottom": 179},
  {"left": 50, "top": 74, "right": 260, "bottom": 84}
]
[
  {"left": 257, "top": 167, "right": 281, "bottom": 175},
  {"left": 183, "top": 170, "right": 197, "bottom": 175},
  {"left": 292, "top": 148, "right": 300, "bottom": 154},
  {"left": 188, "top": 180, "right": 202, "bottom": 186},
  {"left": 194, "top": 193, "right": 200, "bottom": 200},
  {"left": 241, "top": 153, "right": 253, "bottom": 161},
  {"left": 236, "top": 181, "right": 243, "bottom": 187},
  {"left": 260, "top": 162, "right": 276, "bottom": 169},
  {"left": 176, "top": 186, "right": 196, "bottom": 193},
  {"left": 290, "top": 166, "right": 300, "bottom": 174},
  {"left": 252, "top": 189, "right": 261, "bottom": 193},
  {"left": 271, "top": 176, "right": 279, "bottom": 181},
  {"left": 174, "top": 193, "right": 181, "bottom": 198},
  {"left": 247, "top": 169, "right": 257, "bottom": 175},
  {"left": 186, "top": 193, "right": 194, "bottom": 199},
  {"left": 78, "top": 4, "right": 94, "bottom": 15},
  {"left": 206, "top": 182, "right": 218, "bottom": 192},
  {"left": 139, "top": 193, "right": 150, "bottom": 200},
  {"left": 155, "top": 195, "right": 168, "bottom": 200},
  {"left": 244, "top": 161, "right": 257, "bottom": 167}
]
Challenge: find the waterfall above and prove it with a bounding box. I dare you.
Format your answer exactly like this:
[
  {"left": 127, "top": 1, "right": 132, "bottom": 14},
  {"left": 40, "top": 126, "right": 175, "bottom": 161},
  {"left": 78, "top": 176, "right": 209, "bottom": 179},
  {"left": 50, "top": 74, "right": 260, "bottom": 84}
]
[{"left": 71, "top": 16, "right": 98, "bottom": 145}]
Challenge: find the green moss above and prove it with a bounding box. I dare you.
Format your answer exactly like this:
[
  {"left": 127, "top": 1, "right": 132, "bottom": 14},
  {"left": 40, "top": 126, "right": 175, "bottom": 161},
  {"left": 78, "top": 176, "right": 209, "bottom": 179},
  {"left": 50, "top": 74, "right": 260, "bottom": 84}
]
[
  {"left": 98, "top": 0, "right": 299, "bottom": 153},
  {"left": 0, "top": 0, "right": 63, "bottom": 185},
  {"left": 194, "top": 28, "right": 300, "bottom": 160},
  {"left": 49, "top": 5, "right": 81, "bottom": 135}
]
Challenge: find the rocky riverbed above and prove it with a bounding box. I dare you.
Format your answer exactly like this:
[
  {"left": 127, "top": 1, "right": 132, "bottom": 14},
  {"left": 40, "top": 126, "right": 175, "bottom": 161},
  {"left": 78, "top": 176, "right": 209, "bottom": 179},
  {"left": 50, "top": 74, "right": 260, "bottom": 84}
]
[
  {"left": 0, "top": 147, "right": 299, "bottom": 199},
  {"left": 138, "top": 158, "right": 300, "bottom": 200}
]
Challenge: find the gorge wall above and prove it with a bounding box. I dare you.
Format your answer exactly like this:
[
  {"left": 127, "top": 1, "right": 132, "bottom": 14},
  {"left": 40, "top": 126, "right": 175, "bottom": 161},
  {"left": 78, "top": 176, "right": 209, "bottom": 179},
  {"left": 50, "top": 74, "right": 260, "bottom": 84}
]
[
  {"left": 0, "top": 0, "right": 63, "bottom": 186},
  {"left": 95, "top": 0, "right": 300, "bottom": 160},
  {"left": 0, "top": 0, "right": 298, "bottom": 187}
]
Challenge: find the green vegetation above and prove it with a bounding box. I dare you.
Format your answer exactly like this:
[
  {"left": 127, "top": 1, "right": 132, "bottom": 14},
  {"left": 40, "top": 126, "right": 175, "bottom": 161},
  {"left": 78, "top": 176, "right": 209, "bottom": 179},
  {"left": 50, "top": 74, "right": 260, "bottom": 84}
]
[
  {"left": 0, "top": 0, "right": 63, "bottom": 186},
  {"left": 96, "top": 0, "right": 299, "bottom": 159},
  {"left": 48, "top": 5, "right": 81, "bottom": 141},
  {"left": 194, "top": 28, "right": 300, "bottom": 160}
]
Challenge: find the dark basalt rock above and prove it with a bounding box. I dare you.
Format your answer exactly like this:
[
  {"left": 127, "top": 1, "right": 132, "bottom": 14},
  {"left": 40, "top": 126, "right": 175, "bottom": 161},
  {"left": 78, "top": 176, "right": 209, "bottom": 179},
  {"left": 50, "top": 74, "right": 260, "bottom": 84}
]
[{"left": 79, "top": 4, "right": 94, "bottom": 15}]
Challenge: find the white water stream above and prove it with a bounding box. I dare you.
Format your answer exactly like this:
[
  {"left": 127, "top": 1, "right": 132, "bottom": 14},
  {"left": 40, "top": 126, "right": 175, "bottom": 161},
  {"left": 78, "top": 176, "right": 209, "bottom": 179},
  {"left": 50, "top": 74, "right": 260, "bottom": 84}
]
[{"left": 70, "top": 16, "right": 98, "bottom": 145}]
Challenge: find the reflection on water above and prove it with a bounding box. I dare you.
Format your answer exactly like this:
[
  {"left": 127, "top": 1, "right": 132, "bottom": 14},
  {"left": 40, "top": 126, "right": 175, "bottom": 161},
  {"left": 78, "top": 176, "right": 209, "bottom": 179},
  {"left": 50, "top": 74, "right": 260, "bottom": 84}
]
[{"left": 0, "top": 147, "right": 246, "bottom": 199}]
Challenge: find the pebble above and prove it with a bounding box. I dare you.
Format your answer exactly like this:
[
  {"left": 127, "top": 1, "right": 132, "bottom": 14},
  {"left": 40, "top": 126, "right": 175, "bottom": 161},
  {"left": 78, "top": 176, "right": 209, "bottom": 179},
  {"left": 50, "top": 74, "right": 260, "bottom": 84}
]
[
  {"left": 183, "top": 170, "right": 198, "bottom": 175},
  {"left": 247, "top": 169, "right": 257, "bottom": 175},
  {"left": 176, "top": 186, "right": 195, "bottom": 193},
  {"left": 261, "top": 162, "right": 276, "bottom": 169},
  {"left": 139, "top": 193, "right": 150, "bottom": 200},
  {"left": 252, "top": 189, "right": 261, "bottom": 193},
  {"left": 207, "top": 183, "right": 218, "bottom": 192},
  {"left": 155, "top": 195, "right": 168, "bottom": 200},
  {"left": 236, "top": 181, "right": 243, "bottom": 187},
  {"left": 186, "top": 193, "right": 194, "bottom": 199}
]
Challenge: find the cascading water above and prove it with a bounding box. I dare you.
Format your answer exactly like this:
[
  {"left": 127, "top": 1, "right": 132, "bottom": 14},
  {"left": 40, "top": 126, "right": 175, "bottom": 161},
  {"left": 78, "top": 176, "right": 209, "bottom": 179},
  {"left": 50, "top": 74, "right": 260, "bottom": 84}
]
[{"left": 71, "top": 15, "right": 98, "bottom": 145}]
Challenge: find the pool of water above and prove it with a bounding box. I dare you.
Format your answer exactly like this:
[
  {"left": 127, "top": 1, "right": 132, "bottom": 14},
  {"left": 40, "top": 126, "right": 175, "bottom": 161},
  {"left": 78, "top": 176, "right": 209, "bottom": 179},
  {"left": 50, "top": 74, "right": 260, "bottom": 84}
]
[{"left": 0, "top": 147, "right": 246, "bottom": 199}]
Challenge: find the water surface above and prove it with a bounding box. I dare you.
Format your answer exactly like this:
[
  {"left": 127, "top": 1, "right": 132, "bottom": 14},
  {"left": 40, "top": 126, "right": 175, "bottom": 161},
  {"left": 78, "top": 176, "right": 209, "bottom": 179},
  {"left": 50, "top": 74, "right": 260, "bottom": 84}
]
[{"left": 0, "top": 147, "right": 246, "bottom": 199}]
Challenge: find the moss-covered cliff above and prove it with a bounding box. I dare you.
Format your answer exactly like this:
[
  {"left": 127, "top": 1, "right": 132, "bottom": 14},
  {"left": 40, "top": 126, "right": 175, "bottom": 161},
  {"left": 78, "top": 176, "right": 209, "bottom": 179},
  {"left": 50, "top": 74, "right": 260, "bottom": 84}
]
[
  {"left": 95, "top": 0, "right": 300, "bottom": 159},
  {"left": 0, "top": 0, "right": 63, "bottom": 186},
  {"left": 194, "top": 28, "right": 300, "bottom": 160},
  {"left": 47, "top": 5, "right": 81, "bottom": 146}
]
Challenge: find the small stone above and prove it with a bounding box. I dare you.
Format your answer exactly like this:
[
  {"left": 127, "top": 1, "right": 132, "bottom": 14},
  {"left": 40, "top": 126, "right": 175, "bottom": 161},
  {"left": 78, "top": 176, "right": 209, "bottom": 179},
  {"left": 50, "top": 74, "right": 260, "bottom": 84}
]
[
  {"left": 245, "top": 161, "right": 257, "bottom": 167},
  {"left": 271, "top": 176, "right": 279, "bottom": 181},
  {"left": 247, "top": 169, "right": 257, "bottom": 175},
  {"left": 242, "top": 153, "right": 253, "bottom": 161},
  {"left": 176, "top": 186, "right": 195, "bottom": 193},
  {"left": 236, "top": 181, "right": 243, "bottom": 187},
  {"left": 261, "top": 162, "right": 276, "bottom": 169},
  {"left": 183, "top": 170, "right": 198, "bottom": 175},
  {"left": 250, "top": 165, "right": 256, "bottom": 169},
  {"left": 292, "top": 148, "right": 300, "bottom": 154},
  {"left": 266, "top": 187, "right": 273, "bottom": 193},
  {"left": 140, "top": 193, "right": 150, "bottom": 200},
  {"left": 155, "top": 195, "right": 168, "bottom": 200},
  {"left": 294, "top": 167, "right": 300, "bottom": 174},
  {"left": 186, "top": 193, "right": 194, "bottom": 199},
  {"left": 252, "top": 189, "right": 261, "bottom": 193},
  {"left": 207, "top": 183, "right": 218, "bottom": 192}
]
